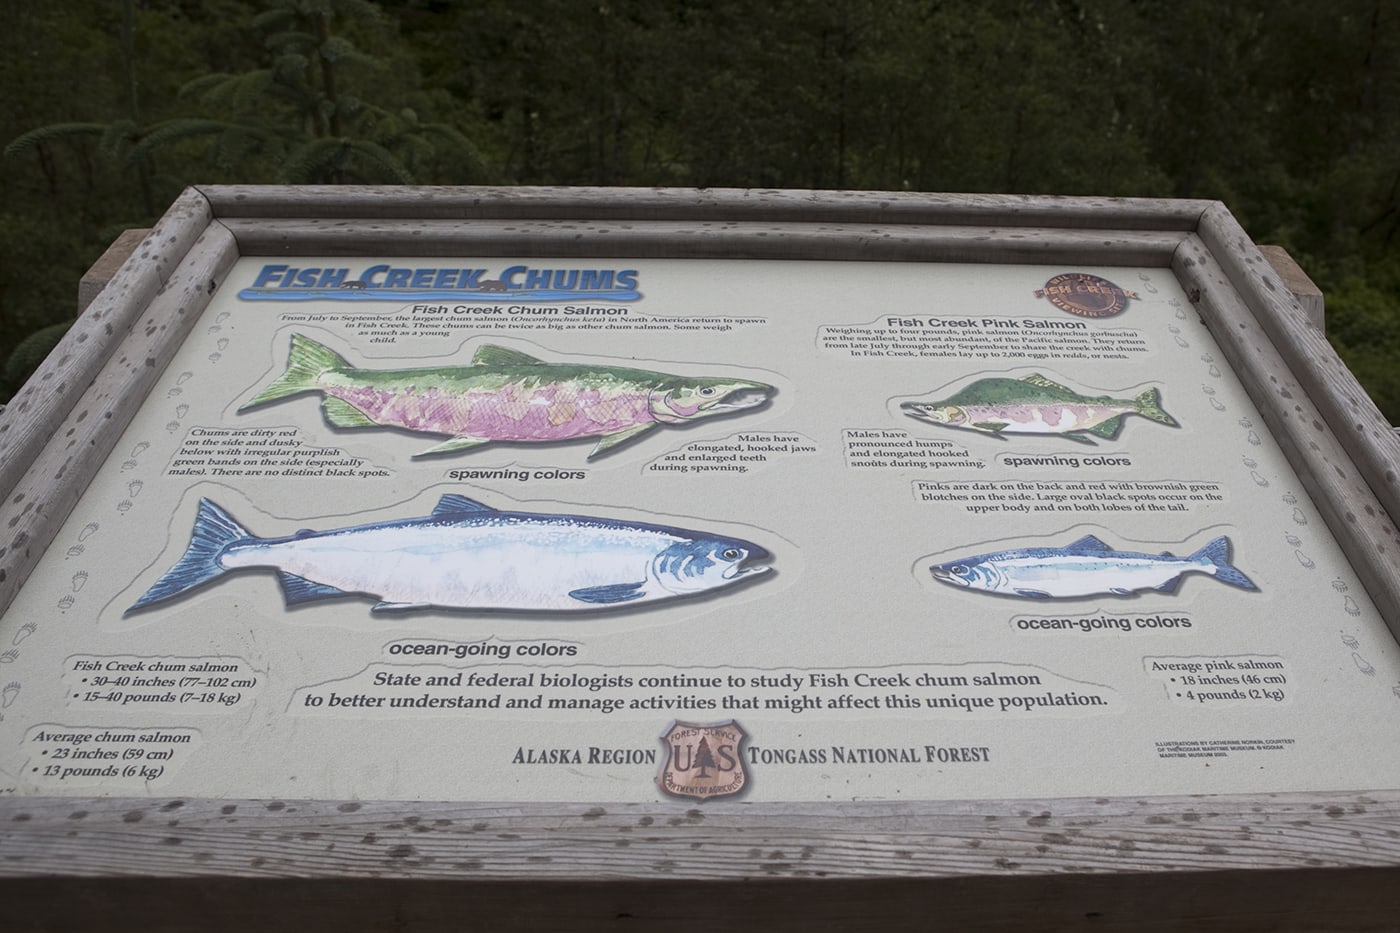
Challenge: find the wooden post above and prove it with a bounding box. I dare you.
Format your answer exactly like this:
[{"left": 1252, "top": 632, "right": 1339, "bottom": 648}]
[
  {"left": 77, "top": 228, "right": 150, "bottom": 314},
  {"left": 1258, "top": 244, "right": 1325, "bottom": 331}
]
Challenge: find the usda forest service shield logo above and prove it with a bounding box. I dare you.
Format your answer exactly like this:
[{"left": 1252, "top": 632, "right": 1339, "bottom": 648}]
[
  {"left": 1035, "top": 273, "right": 1139, "bottom": 318},
  {"left": 657, "top": 720, "right": 748, "bottom": 801}
]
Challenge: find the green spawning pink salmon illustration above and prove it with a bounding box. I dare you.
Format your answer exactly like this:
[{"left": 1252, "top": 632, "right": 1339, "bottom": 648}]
[
  {"left": 901, "top": 374, "right": 1177, "bottom": 445},
  {"left": 240, "top": 335, "right": 775, "bottom": 458}
]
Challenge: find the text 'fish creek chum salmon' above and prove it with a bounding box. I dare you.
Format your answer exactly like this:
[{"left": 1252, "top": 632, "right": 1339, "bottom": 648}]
[
  {"left": 128, "top": 495, "right": 771, "bottom": 614},
  {"left": 240, "top": 335, "right": 775, "bottom": 458}
]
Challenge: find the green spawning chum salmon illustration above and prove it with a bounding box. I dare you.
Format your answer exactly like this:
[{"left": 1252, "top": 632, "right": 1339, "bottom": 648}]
[
  {"left": 929, "top": 534, "right": 1257, "bottom": 600},
  {"left": 128, "top": 494, "right": 771, "bottom": 614},
  {"left": 901, "top": 374, "right": 1177, "bottom": 445},
  {"left": 240, "top": 335, "right": 775, "bottom": 458}
]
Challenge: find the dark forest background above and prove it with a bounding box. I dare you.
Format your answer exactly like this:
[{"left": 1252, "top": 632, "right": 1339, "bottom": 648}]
[{"left": 4, "top": 0, "right": 1399, "bottom": 420}]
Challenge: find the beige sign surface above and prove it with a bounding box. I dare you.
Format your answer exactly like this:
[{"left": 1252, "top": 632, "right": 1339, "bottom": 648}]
[{"left": 1, "top": 255, "right": 1396, "bottom": 802}]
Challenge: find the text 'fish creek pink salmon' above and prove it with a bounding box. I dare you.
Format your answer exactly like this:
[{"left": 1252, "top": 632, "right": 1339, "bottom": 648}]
[{"left": 240, "top": 335, "right": 776, "bottom": 458}]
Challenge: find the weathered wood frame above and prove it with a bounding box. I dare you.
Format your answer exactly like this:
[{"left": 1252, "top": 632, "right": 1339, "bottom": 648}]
[{"left": 2, "top": 187, "right": 1398, "bottom": 932}]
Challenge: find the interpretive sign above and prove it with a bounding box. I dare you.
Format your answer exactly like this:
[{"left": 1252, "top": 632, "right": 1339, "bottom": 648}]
[
  {"left": 1, "top": 188, "right": 1398, "bottom": 931},
  {"left": 2, "top": 251, "right": 1394, "bottom": 805}
]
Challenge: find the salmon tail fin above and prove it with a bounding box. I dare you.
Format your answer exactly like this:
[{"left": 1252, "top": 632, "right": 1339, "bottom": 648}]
[
  {"left": 1192, "top": 536, "right": 1258, "bottom": 591},
  {"left": 1134, "top": 387, "right": 1178, "bottom": 427},
  {"left": 240, "top": 334, "right": 348, "bottom": 410},
  {"left": 127, "top": 500, "right": 252, "bottom": 613}
]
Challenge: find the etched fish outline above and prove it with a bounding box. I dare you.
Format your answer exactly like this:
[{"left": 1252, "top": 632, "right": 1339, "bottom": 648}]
[
  {"left": 900, "top": 374, "right": 1177, "bottom": 446},
  {"left": 240, "top": 335, "right": 776, "bottom": 460}
]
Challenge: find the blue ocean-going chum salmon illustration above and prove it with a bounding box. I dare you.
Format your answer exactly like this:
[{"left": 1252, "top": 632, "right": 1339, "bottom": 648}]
[
  {"left": 128, "top": 495, "right": 771, "bottom": 614},
  {"left": 929, "top": 534, "right": 1257, "bottom": 600}
]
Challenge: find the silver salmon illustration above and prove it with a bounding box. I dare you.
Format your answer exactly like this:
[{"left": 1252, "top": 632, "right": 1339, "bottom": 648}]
[
  {"left": 929, "top": 534, "right": 1257, "bottom": 599},
  {"left": 240, "top": 335, "right": 775, "bottom": 458},
  {"left": 901, "top": 374, "right": 1177, "bottom": 444},
  {"left": 129, "top": 495, "right": 771, "bottom": 614}
]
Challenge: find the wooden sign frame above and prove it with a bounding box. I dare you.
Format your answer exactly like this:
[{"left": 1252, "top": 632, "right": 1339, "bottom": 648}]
[{"left": 2, "top": 187, "right": 1399, "bottom": 932}]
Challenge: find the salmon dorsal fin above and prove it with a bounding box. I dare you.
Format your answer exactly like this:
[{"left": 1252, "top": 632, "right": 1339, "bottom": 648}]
[
  {"left": 472, "top": 345, "right": 544, "bottom": 367},
  {"left": 432, "top": 494, "right": 496, "bottom": 516},
  {"left": 1021, "top": 373, "right": 1073, "bottom": 393},
  {"left": 1063, "top": 534, "right": 1113, "bottom": 554}
]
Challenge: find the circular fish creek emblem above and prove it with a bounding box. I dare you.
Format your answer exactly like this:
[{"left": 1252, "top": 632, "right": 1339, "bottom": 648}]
[{"left": 1035, "top": 273, "right": 1139, "bottom": 318}]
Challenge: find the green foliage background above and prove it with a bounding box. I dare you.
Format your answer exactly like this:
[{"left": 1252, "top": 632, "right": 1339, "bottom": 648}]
[{"left": 3, "top": 0, "right": 1398, "bottom": 421}]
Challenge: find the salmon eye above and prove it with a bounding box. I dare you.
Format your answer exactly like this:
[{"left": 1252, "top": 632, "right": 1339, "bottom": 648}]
[
  {"left": 699, "top": 386, "right": 718, "bottom": 397},
  {"left": 721, "top": 548, "right": 742, "bottom": 560}
]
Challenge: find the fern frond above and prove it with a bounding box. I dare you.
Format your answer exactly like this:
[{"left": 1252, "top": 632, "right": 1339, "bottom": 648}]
[
  {"left": 127, "top": 119, "right": 238, "bottom": 161},
  {"left": 212, "top": 126, "right": 281, "bottom": 169},
  {"left": 279, "top": 137, "right": 346, "bottom": 183},
  {"left": 335, "top": 0, "right": 385, "bottom": 22},
  {"left": 250, "top": 8, "right": 297, "bottom": 31},
  {"left": 417, "top": 122, "right": 477, "bottom": 150},
  {"left": 418, "top": 123, "right": 488, "bottom": 177},
  {"left": 184, "top": 70, "right": 276, "bottom": 111},
  {"left": 231, "top": 71, "right": 280, "bottom": 111},
  {"left": 179, "top": 72, "right": 236, "bottom": 99},
  {"left": 280, "top": 137, "right": 414, "bottom": 184},
  {"left": 265, "top": 30, "right": 317, "bottom": 55},
  {"left": 344, "top": 139, "right": 414, "bottom": 183},
  {"left": 5, "top": 123, "right": 106, "bottom": 158},
  {"left": 98, "top": 121, "right": 139, "bottom": 159}
]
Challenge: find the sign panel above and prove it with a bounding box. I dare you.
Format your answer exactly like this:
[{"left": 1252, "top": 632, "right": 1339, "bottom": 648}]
[{"left": 1, "top": 253, "right": 1396, "bottom": 803}]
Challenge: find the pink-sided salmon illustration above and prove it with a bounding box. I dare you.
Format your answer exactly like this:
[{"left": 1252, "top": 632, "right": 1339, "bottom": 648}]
[
  {"left": 901, "top": 374, "right": 1177, "bottom": 445},
  {"left": 240, "top": 335, "right": 775, "bottom": 458}
]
